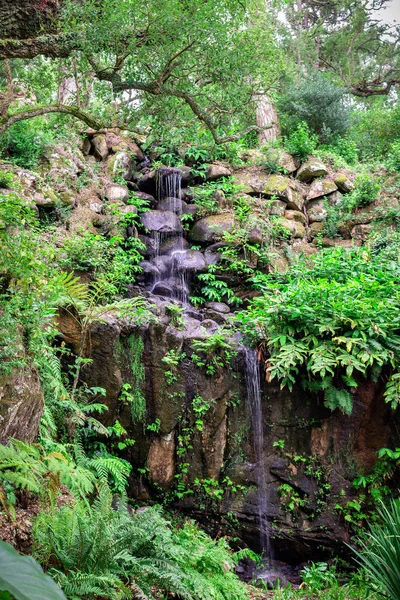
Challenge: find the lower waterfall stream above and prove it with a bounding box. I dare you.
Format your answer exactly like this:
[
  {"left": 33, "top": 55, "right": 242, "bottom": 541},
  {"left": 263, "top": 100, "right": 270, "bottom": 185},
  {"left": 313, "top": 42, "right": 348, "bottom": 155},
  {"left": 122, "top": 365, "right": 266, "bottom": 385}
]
[{"left": 244, "top": 346, "right": 271, "bottom": 560}]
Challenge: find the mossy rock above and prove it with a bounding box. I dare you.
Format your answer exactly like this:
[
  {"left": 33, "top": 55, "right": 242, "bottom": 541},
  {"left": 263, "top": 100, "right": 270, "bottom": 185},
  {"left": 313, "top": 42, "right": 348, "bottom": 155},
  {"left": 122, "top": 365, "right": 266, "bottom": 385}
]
[
  {"left": 189, "top": 213, "right": 235, "bottom": 242},
  {"left": 297, "top": 160, "right": 328, "bottom": 182}
]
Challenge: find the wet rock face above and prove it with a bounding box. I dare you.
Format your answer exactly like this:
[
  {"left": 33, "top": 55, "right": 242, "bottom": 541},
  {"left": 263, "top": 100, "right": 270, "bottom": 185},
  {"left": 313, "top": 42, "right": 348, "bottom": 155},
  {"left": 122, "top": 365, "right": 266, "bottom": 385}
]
[
  {"left": 56, "top": 308, "right": 400, "bottom": 565},
  {"left": 141, "top": 209, "right": 182, "bottom": 233},
  {"left": 172, "top": 249, "right": 207, "bottom": 273}
]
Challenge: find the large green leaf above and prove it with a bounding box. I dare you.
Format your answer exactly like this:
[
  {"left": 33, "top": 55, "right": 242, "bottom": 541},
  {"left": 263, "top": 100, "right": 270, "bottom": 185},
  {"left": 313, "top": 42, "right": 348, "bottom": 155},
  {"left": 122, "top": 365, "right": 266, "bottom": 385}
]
[{"left": 0, "top": 541, "right": 66, "bottom": 600}]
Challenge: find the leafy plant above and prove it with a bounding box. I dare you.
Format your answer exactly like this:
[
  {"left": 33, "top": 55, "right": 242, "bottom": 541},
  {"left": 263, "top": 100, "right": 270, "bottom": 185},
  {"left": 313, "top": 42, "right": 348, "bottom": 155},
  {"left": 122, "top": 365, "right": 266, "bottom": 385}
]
[
  {"left": 191, "top": 333, "right": 236, "bottom": 376},
  {"left": 0, "top": 540, "right": 66, "bottom": 600},
  {"left": 237, "top": 247, "right": 400, "bottom": 414},
  {"left": 284, "top": 122, "right": 318, "bottom": 160},
  {"left": 33, "top": 487, "right": 250, "bottom": 600},
  {"left": 353, "top": 498, "right": 400, "bottom": 600}
]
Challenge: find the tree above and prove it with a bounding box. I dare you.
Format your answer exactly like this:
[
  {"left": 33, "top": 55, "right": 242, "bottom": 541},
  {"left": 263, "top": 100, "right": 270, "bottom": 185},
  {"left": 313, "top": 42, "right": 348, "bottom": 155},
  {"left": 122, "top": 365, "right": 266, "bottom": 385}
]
[
  {"left": 0, "top": 0, "right": 283, "bottom": 143},
  {"left": 280, "top": 0, "right": 400, "bottom": 97}
]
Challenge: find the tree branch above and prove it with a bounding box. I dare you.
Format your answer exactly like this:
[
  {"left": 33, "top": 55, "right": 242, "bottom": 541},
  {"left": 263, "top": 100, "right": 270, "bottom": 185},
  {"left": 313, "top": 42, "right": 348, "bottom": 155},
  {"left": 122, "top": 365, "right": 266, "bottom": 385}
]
[
  {"left": 0, "top": 104, "right": 102, "bottom": 135},
  {"left": 0, "top": 33, "right": 74, "bottom": 59}
]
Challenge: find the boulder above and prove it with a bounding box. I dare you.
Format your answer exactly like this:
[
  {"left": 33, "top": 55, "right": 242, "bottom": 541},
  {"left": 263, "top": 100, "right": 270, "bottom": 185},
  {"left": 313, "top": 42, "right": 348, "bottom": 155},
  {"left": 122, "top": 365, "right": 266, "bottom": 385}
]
[
  {"left": 183, "top": 204, "right": 200, "bottom": 216},
  {"left": 32, "top": 189, "right": 58, "bottom": 207},
  {"left": 204, "top": 242, "right": 225, "bottom": 265},
  {"left": 334, "top": 173, "right": 354, "bottom": 194},
  {"left": 176, "top": 165, "right": 192, "bottom": 186},
  {"left": 92, "top": 134, "right": 109, "bottom": 161},
  {"left": 206, "top": 164, "right": 232, "bottom": 181},
  {"left": 89, "top": 201, "right": 103, "bottom": 214},
  {"left": 297, "top": 160, "right": 328, "bottom": 182},
  {"left": 269, "top": 198, "right": 287, "bottom": 216},
  {"left": 121, "top": 205, "right": 138, "bottom": 215},
  {"left": 247, "top": 227, "right": 264, "bottom": 244},
  {"left": 141, "top": 210, "right": 182, "bottom": 233},
  {"left": 205, "top": 302, "right": 230, "bottom": 314},
  {"left": 104, "top": 183, "right": 129, "bottom": 204},
  {"left": 307, "top": 199, "right": 328, "bottom": 223},
  {"left": 107, "top": 151, "right": 133, "bottom": 181},
  {"left": 233, "top": 169, "right": 271, "bottom": 194},
  {"left": 306, "top": 178, "right": 337, "bottom": 201},
  {"left": 158, "top": 197, "right": 187, "bottom": 214},
  {"left": 160, "top": 237, "right": 189, "bottom": 254},
  {"left": 189, "top": 213, "right": 235, "bottom": 242},
  {"left": 139, "top": 261, "right": 160, "bottom": 280},
  {"left": 309, "top": 221, "right": 325, "bottom": 238},
  {"left": 0, "top": 366, "right": 44, "bottom": 443},
  {"left": 284, "top": 210, "right": 306, "bottom": 225},
  {"left": 287, "top": 189, "right": 306, "bottom": 211},
  {"left": 262, "top": 175, "right": 293, "bottom": 200},
  {"left": 172, "top": 250, "right": 207, "bottom": 272},
  {"left": 351, "top": 224, "right": 373, "bottom": 242},
  {"left": 263, "top": 148, "right": 299, "bottom": 173},
  {"left": 138, "top": 234, "right": 158, "bottom": 257},
  {"left": 151, "top": 281, "right": 174, "bottom": 297},
  {"left": 262, "top": 175, "right": 306, "bottom": 211},
  {"left": 160, "top": 236, "right": 189, "bottom": 254},
  {"left": 152, "top": 255, "right": 173, "bottom": 276},
  {"left": 280, "top": 218, "right": 306, "bottom": 238}
]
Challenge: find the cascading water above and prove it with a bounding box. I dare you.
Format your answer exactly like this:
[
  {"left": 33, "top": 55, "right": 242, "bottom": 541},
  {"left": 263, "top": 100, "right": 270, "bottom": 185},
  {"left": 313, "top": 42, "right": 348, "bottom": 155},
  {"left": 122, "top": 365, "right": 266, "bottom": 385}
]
[
  {"left": 243, "top": 346, "right": 271, "bottom": 559},
  {"left": 151, "top": 168, "right": 188, "bottom": 303}
]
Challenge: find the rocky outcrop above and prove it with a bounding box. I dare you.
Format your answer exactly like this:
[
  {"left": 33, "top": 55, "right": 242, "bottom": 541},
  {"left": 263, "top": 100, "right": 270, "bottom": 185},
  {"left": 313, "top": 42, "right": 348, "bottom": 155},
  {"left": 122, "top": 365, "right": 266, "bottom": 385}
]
[
  {"left": 0, "top": 366, "right": 44, "bottom": 443},
  {"left": 56, "top": 305, "right": 400, "bottom": 564}
]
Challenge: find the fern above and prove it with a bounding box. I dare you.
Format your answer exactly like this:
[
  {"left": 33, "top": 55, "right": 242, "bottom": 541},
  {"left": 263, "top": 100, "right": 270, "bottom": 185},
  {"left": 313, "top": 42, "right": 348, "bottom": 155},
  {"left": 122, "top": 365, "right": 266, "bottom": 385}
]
[{"left": 32, "top": 491, "right": 250, "bottom": 600}]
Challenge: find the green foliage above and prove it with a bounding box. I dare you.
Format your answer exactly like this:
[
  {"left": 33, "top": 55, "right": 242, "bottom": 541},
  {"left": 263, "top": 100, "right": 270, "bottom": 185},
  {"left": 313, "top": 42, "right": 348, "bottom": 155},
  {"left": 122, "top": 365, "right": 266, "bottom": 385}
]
[
  {"left": 191, "top": 333, "right": 236, "bottom": 376},
  {"left": 0, "top": 540, "right": 66, "bottom": 600},
  {"left": 386, "top": 140, "right": 400, "bottom": 173},
  {"left": 237, "top": 247, "right": 400, "bottom": 414},
  {"left": 284, "top": 122, "right": 318, "bottom": 160},
  {"left": 349, "top": 173, "right": 381, "bottom": 209},
  {"left": 33, "top": 487, "right": 250, "bottom": 600},
  {"left": 0, "top": 117, "right": 59, "bottom": 169},
  {"left": 319, "top": 137, "right": 359, "bottom": 166},
  {"left": 279, "top": 76, "right": 351, "bottom": 142},
  {"left": 126, "top": 335, "right": 146, "bottom": 423},
  {"left": 353, "top": 498, "right": 400, "bottom": 600},
  {"left": 350, "top": 101, "right": 400, "bottom": 161}
]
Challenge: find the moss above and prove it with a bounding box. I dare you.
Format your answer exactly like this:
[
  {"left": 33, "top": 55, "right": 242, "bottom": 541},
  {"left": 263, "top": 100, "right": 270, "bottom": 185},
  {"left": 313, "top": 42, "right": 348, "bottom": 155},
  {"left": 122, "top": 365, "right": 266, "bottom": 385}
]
[{"left": 263, "top": 174, "right": 291, "bottom": 195}]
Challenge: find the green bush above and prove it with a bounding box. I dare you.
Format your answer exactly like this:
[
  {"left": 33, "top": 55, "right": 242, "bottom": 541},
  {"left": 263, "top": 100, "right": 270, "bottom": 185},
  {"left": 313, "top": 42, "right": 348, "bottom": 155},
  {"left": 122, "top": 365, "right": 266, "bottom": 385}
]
[
  {"left": 237, "top": 247, "right": 400, "bottom": 414},
  {"left": 279, "top": 76, "right": 351, "bottom": 141},
  {"left": 353, "top": 498, "right": 400, "bottom": 600},
  {"left": 284, "top": 122, "right": 318, "bottom": 160},
  {"left": 350, "top": 173, "right": 381, "bottom": 208},
  {"left": 0, "top": 118, "right": 57, "bottom": 169},
  {"left": 320, "top": 137, "right": 359, "bottom": 165},
  {"left": 386, "top": 140, "right": 400, "bottom": 173},
  {"left": 33, "top": 487, "right": 251, "bottom": 600}
]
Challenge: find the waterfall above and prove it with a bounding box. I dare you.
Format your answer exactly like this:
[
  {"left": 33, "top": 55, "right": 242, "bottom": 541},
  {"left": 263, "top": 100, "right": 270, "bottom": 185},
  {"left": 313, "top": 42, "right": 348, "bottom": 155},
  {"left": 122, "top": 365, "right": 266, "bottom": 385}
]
[
  {"left": 151, "top": 168, "right": 188, "bottom": 303},
  {"left": 243, "top": 347, "right": 271, "bottom": 559}
]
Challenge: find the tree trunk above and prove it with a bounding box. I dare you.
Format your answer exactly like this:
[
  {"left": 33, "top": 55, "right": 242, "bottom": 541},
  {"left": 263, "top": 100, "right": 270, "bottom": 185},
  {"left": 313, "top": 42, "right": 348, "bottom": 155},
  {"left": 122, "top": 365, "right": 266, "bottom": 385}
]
[{"left": 256, "top": 94, "right": 281, "bottom": 144}]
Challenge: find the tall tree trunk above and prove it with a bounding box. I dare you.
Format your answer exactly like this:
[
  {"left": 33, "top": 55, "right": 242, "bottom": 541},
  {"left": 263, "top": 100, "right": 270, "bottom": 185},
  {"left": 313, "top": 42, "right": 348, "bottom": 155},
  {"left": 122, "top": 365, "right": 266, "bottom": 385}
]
[{"left": 256, "top": 94, "right": 281, "bottom": 144}]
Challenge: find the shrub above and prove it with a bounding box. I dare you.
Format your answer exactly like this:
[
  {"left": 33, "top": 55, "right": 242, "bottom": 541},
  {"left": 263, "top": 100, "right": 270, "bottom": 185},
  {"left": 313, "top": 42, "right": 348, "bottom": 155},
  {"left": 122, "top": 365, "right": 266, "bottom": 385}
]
[
  {"left": 350, "top": 173, "right": 381, "bottom": 208},
  {"left": 386, "top": 140, "right": 400, "bottom": 173},
  {"left": 353, "top": 498, "right": 400, "bottom": 600},
  {"left": 320, "top": 138, "right": 359, "bottom": 165},
  {"left": 236, "top": 247, "right": 400, "bottom": 415},
  {"left": 33, "top": 487, "right": 251, "bottom": 600},
  {"left": 0, "top": 118, "right": 57, "bottom": 169},
  {"left": 279, "top": 76, "right": 351, "bottom": 141},
  {"left": 284, "top": 122, "right": 318, "bottom": 160}
]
